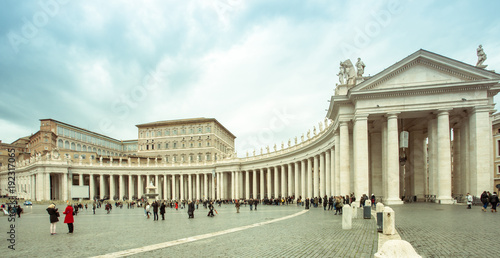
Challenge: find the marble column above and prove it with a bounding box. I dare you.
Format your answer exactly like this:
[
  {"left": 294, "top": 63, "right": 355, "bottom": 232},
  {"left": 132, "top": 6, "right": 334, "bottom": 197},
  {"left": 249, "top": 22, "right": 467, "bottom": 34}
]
[
  {"left": 325, "top": 150, "right": 331, "bottom": 197},
  {"left": 301, "top": 160, "right": 306, "bottom": 198},
  {"left": 313, "top": 155, "right": 319, "bottom": 198},
  {"left": 294, "top": 162, "right": 300, "bottom": 198},
  {"left": 45, "top": 172, "right": 50, "bottom": 200},
  {"left": 210, "top": 174, "right": 215, "bottom": 200},
  {"left": 171, "top": 175, "right": 176, "bottom": 200},
  {"left": 220, "top": 172, "right": 225, "bottom": 200},
  {"left": 411, "top": 130, "right": 426, "bottom": 201},
  {"left": 307, "top": 158, "right": 313, "bottom": 199},
  {"left": 460, "top": 117, "right": 470, "bottom": 195},
  {"left": 339, "top": 122, "right": 350, "bottom": 195},
  {"left": 196, "top": 173, "right": 200, "bottom": 200},
  {"left": 354, "top": 114, "right": 369, "bottom": 200},
  {"left": 252, "top": 170, "right": 257, "bottom": 199},
  {"left": 428, "top": 118, "right": 438, "bottom": 196},
  {"left": 334, "top": 132, "right": 340, "bottom": 196},
  {"left": 453, "top": 128, "right": 461, "bottom": 197},
  {"left": 320, "top": 152, "right": 325, "bottom": 197},
  {"left": 231, "top": 171, "right": 235, "bottom": 200},
  {"left": 274, "top": 166, "right": 279, "bottom": 198},
  {"left": 118, "top": 174, "right": 124, "bottom": 200},
  {"left": 128, "top": 175, "right": 133, "bottom": 200},
  {"left": 288, "top": 163, "right": 293, "bottom": 197},
  {"left": 188, "top": 174, "right": 192, "bottom": 201},
  {"left": 109, "top": 175, "right": 115, "bottom": 200},
  {"left": 370, "top": 132, "right": 382, "bottom": 198},
  {"left": 267, "top": 168, "right": 272, "bottom": 198},
  {"left": 99, "top": 174, "right": 105, "bottom": 200},
  {"left": 89, "top": 174, "right": 95, "bottom": 201},
  {"left": 436, "top": 110, "right": 453, "bottom": 203},
  {"left": 260, "top": 169, "right": 265, "bottom": 199},
  {"left": 245, "top": 170, "right": 250, "bottom": 199},
  {"left": 469, "top": 106, "right": 493, "bottom": 196},
  {"left": 385, "top": 113, "right": 403, "bottom": 205},
  {"left": 281, "top": 165, "right": 287, "bottom": 197},
  {"left": 204, "top": 173, "right": 208, "bottom": 200},
  {"left": 62, "top": 172, "right": 68, "bottom": 201},
  {"left": 179, "top": 174, "right": 184, "bottom": 200}
]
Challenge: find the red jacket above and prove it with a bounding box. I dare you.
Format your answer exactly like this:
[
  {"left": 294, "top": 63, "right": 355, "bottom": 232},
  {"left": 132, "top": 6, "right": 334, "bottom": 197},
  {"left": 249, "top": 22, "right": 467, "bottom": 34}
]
[{"left": 63, "top": 205, "right": 74, "bottom": 223}]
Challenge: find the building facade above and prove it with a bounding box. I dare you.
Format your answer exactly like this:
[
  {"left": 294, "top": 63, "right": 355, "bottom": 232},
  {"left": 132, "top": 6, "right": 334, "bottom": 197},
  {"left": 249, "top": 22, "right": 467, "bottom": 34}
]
[{"left": 1, "top": 49, "right": 500, "bottom": 203}]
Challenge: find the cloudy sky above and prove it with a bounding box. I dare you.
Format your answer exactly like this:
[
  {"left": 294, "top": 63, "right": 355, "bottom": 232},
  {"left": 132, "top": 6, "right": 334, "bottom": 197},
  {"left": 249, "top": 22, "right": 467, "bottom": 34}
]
[{"left": 1, "top": 0, "right": 499, "bottom": 156}]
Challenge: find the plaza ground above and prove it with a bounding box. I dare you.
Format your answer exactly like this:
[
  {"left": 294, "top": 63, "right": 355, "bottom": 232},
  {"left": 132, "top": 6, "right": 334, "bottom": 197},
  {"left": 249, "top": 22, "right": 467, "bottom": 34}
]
[{"left": 0, "top": 202, "right": 497, "bottom": 257}]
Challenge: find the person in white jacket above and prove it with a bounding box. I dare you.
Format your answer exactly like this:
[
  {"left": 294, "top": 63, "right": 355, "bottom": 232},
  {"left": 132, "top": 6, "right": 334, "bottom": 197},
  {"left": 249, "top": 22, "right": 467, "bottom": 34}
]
[{"left": 466, "top": 193, "right": 473, "bottom": 209}]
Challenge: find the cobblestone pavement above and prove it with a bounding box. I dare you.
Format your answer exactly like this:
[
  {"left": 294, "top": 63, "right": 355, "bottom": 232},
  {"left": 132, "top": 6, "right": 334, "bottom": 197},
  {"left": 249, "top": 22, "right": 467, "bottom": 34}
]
[
  {"left": 391, "top": 203, "right": 499, "bottom": 258},
  {"left": 0, "top": 203, "right": 377, "bottom": 257}
]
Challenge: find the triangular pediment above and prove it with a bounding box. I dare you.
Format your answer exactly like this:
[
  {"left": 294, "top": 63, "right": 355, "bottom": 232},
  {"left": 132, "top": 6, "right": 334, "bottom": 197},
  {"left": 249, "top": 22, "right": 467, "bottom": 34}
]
[{"left": 352, "top": 49, "right": 500, "bottom": 92}]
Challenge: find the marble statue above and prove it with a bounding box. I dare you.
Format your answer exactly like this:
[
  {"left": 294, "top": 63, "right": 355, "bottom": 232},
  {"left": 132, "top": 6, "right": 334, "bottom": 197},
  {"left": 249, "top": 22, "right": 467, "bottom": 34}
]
[
  {"left": 253, "top": 149, "right": 256, "bottom": 156},
  {"left": 324, "top": 117, "right": 329, "bottom": 127},
  {"left": 337, "top": 61, "right": 345, "bottom": 84},
  {"left": 476, "top": 44, "right": 487, "bottom": 67},
  {"left": 342, "top": 59, "right": 356, "bottom": 85},
  {"left": 273, "top": 144, "right": 277, "bottom": 152},
  {"left": 356, "top": 58, "right": 365, "bottom": 77},
  {"left": 301, "top": 134, "right": 304, "bottom": 142},
  {"left": 150, "top": 180, "right": 155, "bottom": 187},
  {"left": 281, "top": 142, "right": 284, "bottom": 150},
  {"left": 288, "top": 139, "right": 291, "bottom": 147},
  {"left": 294, "top": 136, "right": 298, "bottom": 145},
  {"left": 307, "top": 130, "right": 310, "bottom": 139},
  {"left": 266, "top": 146, "right": 270, "bottom": 153},
  {"left": 319, "top": 121, "right": 323, "bottom": 131},
  {"left": 246, "top": 151, "right": 249, "bottom": 157},
  {"left": 313, "top": 126, "right": 317, "bottom": 136},
  {"left": 260, "top": 148, "right": 263, "bottom": 155}
]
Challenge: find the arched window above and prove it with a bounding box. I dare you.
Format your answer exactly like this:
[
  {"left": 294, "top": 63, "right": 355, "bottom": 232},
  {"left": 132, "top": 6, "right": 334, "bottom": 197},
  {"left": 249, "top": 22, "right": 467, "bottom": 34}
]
[
  {"left": 93, "top": 147, "right": 97, "bottom": 153},
  {"left": 76, "top": 144, "right": 81, "bottom": 151},
  {"left": 82, "top": 145, "right": 87, "bottom": 152},
  {"left": 71, "top": 142, "right": 76, "bottom": 150},
  {"left": 98, "top": 149, "right": 101, "bottom": 155},
  {"left": 64, "top": 141, "right": 70, "bottom": 149},
  {"left": 58, "top": 139, "right": 63, "bottom": 148}
]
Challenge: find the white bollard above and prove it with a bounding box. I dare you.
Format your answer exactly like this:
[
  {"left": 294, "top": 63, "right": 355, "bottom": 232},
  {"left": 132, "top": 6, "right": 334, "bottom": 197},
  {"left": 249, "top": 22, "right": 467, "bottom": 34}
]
[
  {"left": 351, "top": 202, "right": 358, "bottom": 219},
  {"left": 383, "top": 206, "right": 396, "bottom": 235},
  {"left": 342, "top": 204, "right": 352, "bottom": 230},
  {"left": 376, "top": 203, "right": 385, "bottom": 213}
]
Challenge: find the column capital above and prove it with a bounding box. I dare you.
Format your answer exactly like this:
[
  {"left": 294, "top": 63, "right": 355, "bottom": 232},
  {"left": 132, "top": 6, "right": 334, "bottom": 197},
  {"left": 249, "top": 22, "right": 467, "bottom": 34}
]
[
  {"left": 385, "top": 112, "right": 400, "bottom": 119},
  {"left": 437, "top": 108, "right": 453, "bottom": 116},
  {"left": 471, "top": 105, "right": 492, "bottom": 114},
  {"left": 354, "top": 113, "right": 369, "bottom": 121}
]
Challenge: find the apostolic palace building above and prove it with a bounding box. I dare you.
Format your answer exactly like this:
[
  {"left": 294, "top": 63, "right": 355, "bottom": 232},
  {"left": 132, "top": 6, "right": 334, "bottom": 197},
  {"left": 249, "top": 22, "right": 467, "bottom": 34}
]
[{"left": 2, "top": 49, "right": 500, "bottom": 205}]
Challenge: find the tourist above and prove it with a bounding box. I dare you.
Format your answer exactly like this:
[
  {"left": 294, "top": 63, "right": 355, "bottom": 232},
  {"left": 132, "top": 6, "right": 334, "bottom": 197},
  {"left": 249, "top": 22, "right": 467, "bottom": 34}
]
[
  {"left": 160, "top": 201, "right": 166, "bottom": 220},
  {"left": 188, "top": 200, "right": 195, "bottom": 218},
  {"left": 16, "top": 205, "right": 23, "bottom": 218},
  {"left": 235, "top": 199, "right": 240, "bottom": 213},
  {"left": 92, "top": 202, "right": 96, "bottom": 214},
  {"left": 207, "top": 201, "right": 215, "bottom": 217},
  {"left": 371, "top": 194, "right": 376, "bottom": 208},
  {"left": 175, "top": 201, "right": 178, "bottom": 210},
  {"left": 480, "top": 191, "right": 489, "bottom": 212},
  {"left": 328, "top": 196, "right": 334, "bottom": 211},
  {"left": 466, "top": 193, "right": 473, "bottom": 209},
  {"left": 335, "top": 197, "right": 343, "bottom": 215},
  {"left": 254, "top": 198, "right": 258, "bottom": 211},
  {"left": 489, "top": 192, "right": 499, "bottom": 212},
  {"left": 46, "top": 204, "right": 59, "bottom": 235},
  {"left": 145, "top": 202, "right": 151, "bottom": 219},
  {"left": 305, "top": 198, "right": 309, "bottom": 209},
  {"left": 248, "top": 199, "right": 253, "bottom": 211},
  {"left": 63, "top": 202, "right": 74, "bottom": 234},
  {"left": 152, "top": 201, "right": 159, "bottom": 221}
]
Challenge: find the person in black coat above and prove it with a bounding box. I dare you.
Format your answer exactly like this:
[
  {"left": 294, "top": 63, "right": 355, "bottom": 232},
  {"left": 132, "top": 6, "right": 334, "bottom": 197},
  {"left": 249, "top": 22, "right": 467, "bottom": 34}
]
[
  {"left": 152, "top": 201, "right": 159, "bottom": 221},
  {"left": 305, "top": 198, "right": 310, "bottom": 209},
  {"left": 489, "top": 192, "right": 499, "bottom": 212},
  {"left": 160, "top": 202, "right": 166, "bottom": 220},
  {"left": 188, "top": 200, "right": 195, "bottom": 218},
  {"left": 46, "top": 204, "right": 59, "bottom": 235},
  {"left": 207, "top": 201, "right": 214, "bottom": 217}
]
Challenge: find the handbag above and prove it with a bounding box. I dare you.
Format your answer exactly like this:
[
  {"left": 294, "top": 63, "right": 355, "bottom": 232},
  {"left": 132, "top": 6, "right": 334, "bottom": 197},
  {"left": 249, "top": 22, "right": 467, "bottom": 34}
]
[{"left": 56, "top": 212, "right": 60, "bottom": 217}]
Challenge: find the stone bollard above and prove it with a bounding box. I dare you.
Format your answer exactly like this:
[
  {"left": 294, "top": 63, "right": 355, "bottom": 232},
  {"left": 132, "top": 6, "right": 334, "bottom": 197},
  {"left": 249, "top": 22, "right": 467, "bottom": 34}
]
[
  {"left": 351, "top": 202, "right": 358, "bottom": 218},
  {"left": 376, "top": 203, "right": 385, "bottom": 213},
  {"left": 342, "top": 204, "right": 352, "bottom": 230},
  {"left": 383, "top": 206, "right": 396, "bottom": 235},
  {"left": 374, "top": 240, "right": 421, "bottom": 258}
]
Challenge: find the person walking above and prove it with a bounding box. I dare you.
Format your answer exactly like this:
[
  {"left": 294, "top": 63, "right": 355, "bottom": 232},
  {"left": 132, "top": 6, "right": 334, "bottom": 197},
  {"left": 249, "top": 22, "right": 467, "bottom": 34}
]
[
  {"left": 16, "top": 205, "right": 23, "bottom": 218},
  {"left": 323, "top": 195, "right": 328, "bottom": 211},
  {"left": 335, "top": 197, "right": 343, "bottom": 215},
  {"left": 152, "top": 201, "right": 159, "bottom": 221},
  {"left": 480, "top": 191, "right": 489, "bottom": 212},
  {"left": 92, "top": 202, "right": 96, "bottom": 215},
  {"left": 254, "top": 199, "right": 258, "bottom": 211},
  {"left": 235, "top": 199, "right": 240, "bottom": 213},
  {"left": 188, "top": 200, "right": 195, "bottom": 218},
  {"left": 46, "top": 204, "right": 59, "bottom": 235},
  {"left": 160, "top": 202, "right": 166, "bottom": 220},
  {"left": 489, "top": 192, "right": 499, "bottom": 212},
  {"left": 145, "top": 202, "right": 151, "bottom": 219},
  {"left": 249, "top": 199, "right": 253, "bottom": 211},
  {"left": 466, "top": 193, "right": 473, "bottom": 209},
  {"left": 371, "top": 194, "right": 376, "bottom": 208},
  {"left": 207, "top": 201, "right": 215, "bottom": 217},
  {"left": 63, "top": 202, "right": 74, "bottom": 234}
]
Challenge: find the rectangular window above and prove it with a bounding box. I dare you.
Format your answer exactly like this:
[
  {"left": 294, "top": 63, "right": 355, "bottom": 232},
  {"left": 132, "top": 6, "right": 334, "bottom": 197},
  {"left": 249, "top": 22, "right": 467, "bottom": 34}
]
[
  {"left": 166, "top": 143, "right": 169, "bottom": 149},
  {"left": 173, "top": 143, "right": 177, "bottom": 148},
  {"left": 498, "top": 140, "right": 500, "bottom": 156},
  {"left": 206, "top": 126, "right": 211, "bottom": 133},
  {"left": 498, "top": 165, "right": 500, "bottom": 174},
  {"left": 206, "top": 154, "right": 211, "bottom": 161},
  {"left": 157, "top": 144, "right": 161, "bottom": 150},
  {"left": 165, "top": 130, "right": 170, "bottom": 136},
  {"left": 198, "top": 128, "right": 202, "bottom": 133},
  {"left": 173, "top": 130, "right": 177, "bottom": 135}
]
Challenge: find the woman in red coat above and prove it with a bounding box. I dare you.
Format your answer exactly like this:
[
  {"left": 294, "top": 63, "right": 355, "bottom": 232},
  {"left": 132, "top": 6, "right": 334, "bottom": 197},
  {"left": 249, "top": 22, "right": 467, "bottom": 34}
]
[{"left": 63, "top": 202, "right": 74, "bottom": 234}]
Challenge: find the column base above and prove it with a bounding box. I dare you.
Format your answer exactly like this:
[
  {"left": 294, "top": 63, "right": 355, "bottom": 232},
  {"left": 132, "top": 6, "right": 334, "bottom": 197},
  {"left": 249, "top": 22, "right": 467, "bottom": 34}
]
[
  {"left": 383, "top": 198, "right": 404, "bottom": 205},
  {"left": 436, "top": 198, "right": 454, "bottom": 204}
]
